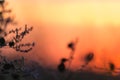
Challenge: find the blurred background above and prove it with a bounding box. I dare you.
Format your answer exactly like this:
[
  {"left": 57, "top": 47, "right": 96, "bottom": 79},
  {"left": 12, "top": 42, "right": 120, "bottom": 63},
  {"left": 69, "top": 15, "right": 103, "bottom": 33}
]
[{"left": 5, "top": 0, "right": 120, "bottom": 72}]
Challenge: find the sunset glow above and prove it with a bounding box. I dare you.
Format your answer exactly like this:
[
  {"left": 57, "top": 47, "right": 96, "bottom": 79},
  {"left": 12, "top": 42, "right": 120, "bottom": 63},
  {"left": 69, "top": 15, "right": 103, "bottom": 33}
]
[{"left": 7, "top": 0, "right": 120, "bottom": 74}]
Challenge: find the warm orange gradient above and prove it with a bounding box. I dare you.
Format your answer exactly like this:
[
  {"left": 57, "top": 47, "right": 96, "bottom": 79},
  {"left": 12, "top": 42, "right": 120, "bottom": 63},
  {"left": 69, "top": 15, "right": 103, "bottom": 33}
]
[{"left": 6, "top": 0, "right": 120, "bottom": 73}]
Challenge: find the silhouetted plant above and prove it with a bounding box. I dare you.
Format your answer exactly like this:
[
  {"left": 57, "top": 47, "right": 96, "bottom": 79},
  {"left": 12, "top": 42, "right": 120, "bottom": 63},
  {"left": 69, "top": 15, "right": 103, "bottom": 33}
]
[
  {"left": 0, "top": 0, "right": 34, "bottom": 53},
  {"left": 94, "top": 61, "right": 120, "bottom": 76},
  {"left": 57, "top": 38, "right": 78, "bottom": 80},
  {"left": 106, "top": 62, "right": 120, "bottom": 74},
  {"left": 67, "top": 38, "right": 78, "bottom": 69},
  {"left": 0, "top": 25, "right": 35, "bottom": 53},
  {"left": 0, "top": 0, "right": 36, "bottom": 79},
  {"left": 68, "top": 42, "right": 75, "bottom": 51},
  {"left": 58, "top": 39, "right": 78, "bottom": 72},
  {"left": 82, "top": 52, "right": 94, "bottom": 67},
  {"left": 108, "top": 62, "right": 115, "bottom": 72},
  {"left": 6, "top": 25, "right": 35, "bottom": 52},
  {"left": 75, "top": 52, "right": 95, "bottom": 73},
  {"left": 58, "top": 58, "right": 68, "bottom": 72},
  {"left": 0, "top": 0, "right": 15, "bottom": 35}
]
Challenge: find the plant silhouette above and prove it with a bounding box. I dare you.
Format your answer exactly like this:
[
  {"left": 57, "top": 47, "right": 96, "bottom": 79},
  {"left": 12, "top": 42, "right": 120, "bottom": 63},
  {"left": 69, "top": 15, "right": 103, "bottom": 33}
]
[
  {"left": 0, "top": 0, "right": 15, "bottom": 35},
  {"left": 57, "top": 38, "right": 78, "bottom": 80},
  {"left": 58, "top": 58, "right": 68, "bottom": 72},
  {"left": 0, "top": 0, "right": 36, "bottom": 80},
  {"left": 94, "top": 61, "right": 120, "bottom": 76},
  {"left": 82, "top": 52, "right": 94, "bottom": 67},
  {"left": 108, "top": 62, "right": 115, "bottom": 72},
  {"left": 67, "top": 38, "right": 78, "bottom": 70},
  {"left": 0, "top": 0, "right": 34, "bottom": 53}
]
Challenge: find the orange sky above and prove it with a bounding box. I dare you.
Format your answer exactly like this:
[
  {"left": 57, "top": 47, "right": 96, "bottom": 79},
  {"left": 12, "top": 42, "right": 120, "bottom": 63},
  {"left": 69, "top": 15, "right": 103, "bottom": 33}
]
[{"left": 6, "top": 0, "right": 120, "bottom": 73}]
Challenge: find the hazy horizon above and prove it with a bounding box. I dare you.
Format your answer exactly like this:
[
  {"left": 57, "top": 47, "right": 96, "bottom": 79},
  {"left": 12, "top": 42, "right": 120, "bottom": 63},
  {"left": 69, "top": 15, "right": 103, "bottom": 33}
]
[{"left": 4, "top": 0, "right": 120, "bottom": 75}]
